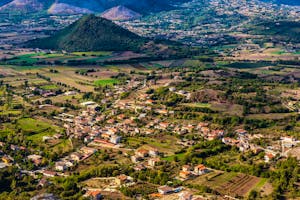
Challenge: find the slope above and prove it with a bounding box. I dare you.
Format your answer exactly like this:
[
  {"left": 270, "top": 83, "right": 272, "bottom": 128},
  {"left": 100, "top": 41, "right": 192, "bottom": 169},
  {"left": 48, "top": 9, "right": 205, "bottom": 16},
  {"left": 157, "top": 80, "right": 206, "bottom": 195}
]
[
  {"left": 26, "top": 15, "right": 146, "bottom": 51},
  {"left": 101, "top": 5, "right": 141, "bottom": 21},
  {"left": 47, "top": 3, "right": 93, "bottom": 15}
]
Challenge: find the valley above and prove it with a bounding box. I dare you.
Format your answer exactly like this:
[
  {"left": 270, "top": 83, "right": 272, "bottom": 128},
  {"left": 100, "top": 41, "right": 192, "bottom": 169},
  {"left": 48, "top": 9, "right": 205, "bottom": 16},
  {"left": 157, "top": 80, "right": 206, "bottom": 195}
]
[{"left": 0, "top": 0, "right": 299, "bottom": 200}]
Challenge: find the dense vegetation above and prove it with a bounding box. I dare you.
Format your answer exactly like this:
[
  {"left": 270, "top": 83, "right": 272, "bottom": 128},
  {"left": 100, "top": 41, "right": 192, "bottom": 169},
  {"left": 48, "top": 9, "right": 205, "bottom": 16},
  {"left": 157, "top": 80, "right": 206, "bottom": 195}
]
[
  {"left": 249, "top": 21, "right": 300, "bottom": 42},
  {"left": 27, "top": 15, "right": 146, "bottom": 51}
]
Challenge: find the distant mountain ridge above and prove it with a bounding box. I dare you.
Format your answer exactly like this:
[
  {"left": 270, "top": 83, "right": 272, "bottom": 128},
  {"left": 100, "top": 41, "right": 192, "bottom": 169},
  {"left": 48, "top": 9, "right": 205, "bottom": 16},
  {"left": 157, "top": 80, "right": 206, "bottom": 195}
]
[
  {"left": 48, "top": 3, "right": 93, "bottom": 14},
  {"left": 0, "top": 0, "right": 183, "bottom": 14},
  {"left": 26, "top": 15, "right": 146, "bottom": 51},
  {"left": 260, "top": 0, "right": 300, "bottom": 6},
  {"left": 101, "top": 5, "right": 141, "bottom": 21},
  {"left": 0, "top": 0, "right": 51, "bottom": 12}
]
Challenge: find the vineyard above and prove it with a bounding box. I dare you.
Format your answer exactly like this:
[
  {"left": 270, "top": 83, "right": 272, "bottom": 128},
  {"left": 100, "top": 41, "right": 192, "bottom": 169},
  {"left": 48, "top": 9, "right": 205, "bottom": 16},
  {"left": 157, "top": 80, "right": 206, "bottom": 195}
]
[{"left": 217, "top": 174, "right": 260, "bottom": 197}]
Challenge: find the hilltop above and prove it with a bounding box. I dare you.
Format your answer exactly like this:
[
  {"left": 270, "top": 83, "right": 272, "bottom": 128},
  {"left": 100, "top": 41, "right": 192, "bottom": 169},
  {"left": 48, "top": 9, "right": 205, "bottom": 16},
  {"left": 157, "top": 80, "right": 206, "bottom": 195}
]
[
  {"left": 47, "top": 3, "right": 93, "bottom": 15},
  {"left": 0, "top": 0, "right": 180, "bottom": 14},
  {"left": 0, "top": 0, "right": 52, "bottom": 12},
  {"left": 101, "top": 5, "right": 142, "bottom": 21},
  {"left": 26, "top": 15, "right": 146, "bottom": 51}
]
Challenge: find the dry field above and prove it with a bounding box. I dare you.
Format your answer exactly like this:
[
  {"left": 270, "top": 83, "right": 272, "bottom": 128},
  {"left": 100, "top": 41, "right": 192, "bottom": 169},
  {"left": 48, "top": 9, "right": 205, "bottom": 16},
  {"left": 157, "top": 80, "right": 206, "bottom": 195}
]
[
  {"left": 216, "top": 174, "right": 260, "bottom": 197},
  {"left": 187, "top": 171, "right": 269, "bottom": 198}
]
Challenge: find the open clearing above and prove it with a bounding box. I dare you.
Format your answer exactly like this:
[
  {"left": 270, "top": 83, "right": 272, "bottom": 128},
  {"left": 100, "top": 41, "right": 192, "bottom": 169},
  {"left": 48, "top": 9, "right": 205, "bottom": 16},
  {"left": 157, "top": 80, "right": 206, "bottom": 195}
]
[{"left": 187, "top": 171, "right": 267, "bottom": 198}]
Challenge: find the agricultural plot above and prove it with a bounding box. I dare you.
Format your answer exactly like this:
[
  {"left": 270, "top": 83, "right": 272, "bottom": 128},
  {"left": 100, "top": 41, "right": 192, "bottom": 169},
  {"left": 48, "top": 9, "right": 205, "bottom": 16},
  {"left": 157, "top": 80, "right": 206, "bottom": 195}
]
[
  {"left": 127, "top": 135, "right": 181, "bottom": 155},
  {"left": 0, "top": 86, "right": 24, "bottom": 117},
  {"left": 3, "top": 51, "right": 114, "bottom": 66},
  {"left": 216, "top": 174, "right": 260, "bottom": 197},
  {"left": 38, "top": 67, "right": 97, "bottom": 92},
  {"left": 94, "top": 78, "right": 119, "bottom": 86},
  {"left": 187, "top": 171, "right": 265, "bottom": 198},
  {"left": 72, "top": 51, "right": 112, "bottom": 57},
  {"left": 17, "top": 118, "right": 55, "bottom": 135}
]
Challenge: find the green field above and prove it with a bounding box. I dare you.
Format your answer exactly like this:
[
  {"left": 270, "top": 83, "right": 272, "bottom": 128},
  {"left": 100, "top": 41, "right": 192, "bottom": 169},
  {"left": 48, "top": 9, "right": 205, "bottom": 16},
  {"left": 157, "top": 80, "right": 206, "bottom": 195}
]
[
  {"left": 17, "top": 118, "right": 54, "bottom": 135},
  {"left": 26, "top": 129, "right": 56, "bottom": 144},
  {"left": 72, "top": 51, "right": 112, "bottom": 56},
  {"left": 162, "top": 152, "right": 186, "bottom": 161},
  {"left": 40, "top": 84, "right": 59, "bottom": 90},
  {"left": 182, "top": 103, "right": 211, "bottom": 108},
  {"left": 94, "top": 78, "right": 119, "bottom": 86},
  {"left": 9, "top": 65, "right": 46, "bottom": 71}
]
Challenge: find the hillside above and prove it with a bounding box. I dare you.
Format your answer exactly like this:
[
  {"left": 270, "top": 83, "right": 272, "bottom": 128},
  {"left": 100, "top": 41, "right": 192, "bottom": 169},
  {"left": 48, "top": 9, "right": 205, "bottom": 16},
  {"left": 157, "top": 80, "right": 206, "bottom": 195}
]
[
  {"left": 26, "top": 15, "right": 146, "bottom": 51},
  {"left": 48, "top": 3, "right": 93, "bottom": 14},
  {"left": 0, "top": 0, "right": 12, "bottom": 6},
  {"left": 0, "top": 0, "right": 180, "bottom": 14},
  {"left": 56, "top": 0, "right": 104, "bottom": 12},
  {"left": 249, "top": 21, "right": 300, "bottom": 42},
  {"left": 101, "top": 5, "right": 141, "bottom": 21},
  {"left": 0, "top": 0, "right": 52, "bottom": 12},
  {"left": 262, "top": 0, "right": 300, "bottom": 5}
]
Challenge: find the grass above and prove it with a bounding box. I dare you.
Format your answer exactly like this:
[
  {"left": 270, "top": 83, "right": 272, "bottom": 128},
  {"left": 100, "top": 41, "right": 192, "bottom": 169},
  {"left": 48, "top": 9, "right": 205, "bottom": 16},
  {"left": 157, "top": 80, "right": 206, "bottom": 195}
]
[
  {"left": 0, "top": 110, "right": 22, "bottom": 116},
  {"left": 40, "top": 84, "right": 59, "bottom": 90},
  {"left": 4, "top": 52, "right": 114, "bottom": 67},
  {"left": 94, "top": 78, "right": 119, "bottom": 86},
  {"left": 72, "top": 51, "right": 112, "bottom": 56},
  {"left": 271, "top": 50, "right": 286, "bottom": 55},
  {"left": 246, "top": 112, "right": 297, "bottom": 120},
  {"left": 162, "top": 152, "right": 185, "bottom": 161},
  {"left": 182, "top": 103, "right": 211, "bottom": 108},
  {"left": 52, "top": 139, "right": 73, "bottom": 154},
  {"left": 17, "top": 118, "right": 53, "bottom": 135},
  {"left": 251, "top": 178, "right": 268, "bottom": 192},
  {"left": 0, "top": 128, "right": 15, "bottom": 137},
  {"left": 187, "top": 171, "right": 238, "bottom": 188},
  {"left": 127, "top": 136, "right": 180, "bottom": 155},
  {"left": 40, "top": 67, "right": 96, "bottom": 92},
  {"left": 9, "top": 65, "right": 46, "bottom": 71},
  {"left": 26, "top": 129, "right": 56, "bottom": 144}
]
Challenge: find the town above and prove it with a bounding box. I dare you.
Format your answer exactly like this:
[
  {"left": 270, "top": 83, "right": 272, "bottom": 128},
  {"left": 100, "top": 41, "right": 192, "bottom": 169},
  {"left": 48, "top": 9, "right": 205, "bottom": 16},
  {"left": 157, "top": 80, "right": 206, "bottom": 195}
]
[
  {"left": 0, "top": 0, "right": 300, "bottom": 199},
  {"left": 1, "top": 56, "right": 300, "bottom": 199}
]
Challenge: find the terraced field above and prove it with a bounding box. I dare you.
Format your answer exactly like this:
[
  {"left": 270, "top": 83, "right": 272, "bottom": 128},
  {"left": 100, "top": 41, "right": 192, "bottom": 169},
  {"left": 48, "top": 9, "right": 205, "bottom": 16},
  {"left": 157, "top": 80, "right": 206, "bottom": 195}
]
[{"left": 217, "top": 174, "right": 260, "bottom": 197}]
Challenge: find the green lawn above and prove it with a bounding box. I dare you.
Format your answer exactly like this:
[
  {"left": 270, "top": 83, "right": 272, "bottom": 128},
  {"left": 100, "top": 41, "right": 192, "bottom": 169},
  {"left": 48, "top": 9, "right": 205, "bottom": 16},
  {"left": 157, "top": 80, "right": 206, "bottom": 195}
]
[
  {"left": 26, "top": 129, "right": 56, "bottom": 144},
  {"left": 17, "top": 118, "right": 53, "bottom": 135},
  {"left": 40, "top": 84, "right": 59, "bottom": 90},
  {"left": 94, "top": 78, "right": 119, "bottom": 86},
  {"left": 162, "top": 152, "right": 185, "bottom": 161}
]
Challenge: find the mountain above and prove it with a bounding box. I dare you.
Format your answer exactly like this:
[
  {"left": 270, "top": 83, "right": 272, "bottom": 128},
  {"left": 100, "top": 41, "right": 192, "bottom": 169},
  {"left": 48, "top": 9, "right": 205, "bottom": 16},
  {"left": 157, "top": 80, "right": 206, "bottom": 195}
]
[
  {"left": 250, "top": 21, "right": 300, "bottom": 42},
  {"left": 0, "top": 0, "right": 180, "bottom": 14},
  {"left": 0, "top": 0, "right": 52, "bottom": 12},
  {"left": 26, "top": 15, "right": 146, "bottom": 51},
  {"left": 56, "top": 0, "right": 104, "bottom": 12},
  {"left": 100, "top": 0, "right": 174, "bottom": 14},
  {"left": 47, "top": 3, "right": 93, "bottom": 14},
  {"left": 275, "top": 0, "right": 300, "bottom": 5},
  {"left": 101, "top": 5, "right": 141, "bottom": 21},
  {"left": 0, "top": 0, "right": 12, "bottom": 7}
]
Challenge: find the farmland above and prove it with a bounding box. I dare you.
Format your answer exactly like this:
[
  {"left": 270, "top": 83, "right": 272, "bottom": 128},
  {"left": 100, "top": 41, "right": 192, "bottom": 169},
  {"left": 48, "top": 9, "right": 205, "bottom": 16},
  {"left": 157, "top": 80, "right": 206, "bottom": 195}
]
[
  {"left": 94, "top": 78, "right": 120, "bottom": 86},
  {"left": 0, "top": 50, "right": 299, "bottom": 200},
  {"left": 187, "top": 171, "right": 268, "bottom": 198}
]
